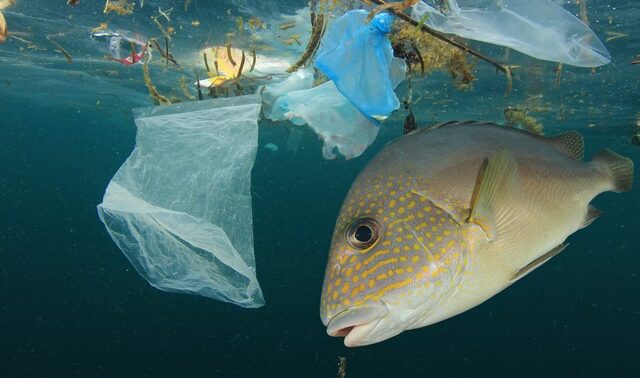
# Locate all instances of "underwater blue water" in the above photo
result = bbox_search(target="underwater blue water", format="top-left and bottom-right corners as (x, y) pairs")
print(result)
(1, 0), (639, 376)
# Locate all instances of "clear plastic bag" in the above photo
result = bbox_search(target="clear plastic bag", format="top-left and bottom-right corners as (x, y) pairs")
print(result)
(261, 68), (315, 121)
(412, 0), (610, 67)
(97, 95), (264, 308)
(271, 81), (380, 159)
(314, 10), (406, 119)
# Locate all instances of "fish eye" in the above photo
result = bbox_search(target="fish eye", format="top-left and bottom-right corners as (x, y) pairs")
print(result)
(346, 217), (380, 250)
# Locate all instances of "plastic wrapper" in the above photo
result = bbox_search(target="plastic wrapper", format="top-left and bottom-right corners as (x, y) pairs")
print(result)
(91, 31), (149, 65)
(412, 0), (610, 67)
(314, 10), (406, 119)
(97, 95), (264, 308)
(261, 68), (314, 120)
(271, 81), (380, 159)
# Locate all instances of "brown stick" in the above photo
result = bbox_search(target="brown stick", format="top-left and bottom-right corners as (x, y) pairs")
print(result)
(287, 13), (325, 73)
(368, 0), (507, 74)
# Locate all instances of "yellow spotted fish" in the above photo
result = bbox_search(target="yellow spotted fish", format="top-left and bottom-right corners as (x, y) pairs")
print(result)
(320, 121), (634, 347)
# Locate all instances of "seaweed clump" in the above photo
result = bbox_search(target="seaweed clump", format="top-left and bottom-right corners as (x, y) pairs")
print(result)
(103, 0), (134, 16)
(142, 51), (171, 105)
(391, 24), (475, 90)
(504, 107), (544, 135)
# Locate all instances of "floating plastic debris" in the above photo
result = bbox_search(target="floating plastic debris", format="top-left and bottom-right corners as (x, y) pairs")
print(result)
(315, 10), (406, 119)
(411, 0), (611, 67)
(261, 68), (314, 121)
(271, 81), (380, 160)
(91, 31), (149, 65)
(97, 95), (264, 308)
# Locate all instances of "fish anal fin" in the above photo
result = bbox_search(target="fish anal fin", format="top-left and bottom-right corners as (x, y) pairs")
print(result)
(542, 131), (585, 161)
(581, 204), (603, 229)
(467, 149), (521, 240)
(511, 243), (569, 282)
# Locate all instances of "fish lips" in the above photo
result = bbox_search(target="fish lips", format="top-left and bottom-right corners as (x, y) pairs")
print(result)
(325, 304), (389, 347)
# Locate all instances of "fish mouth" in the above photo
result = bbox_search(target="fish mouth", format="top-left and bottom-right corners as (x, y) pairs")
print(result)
(326, 304), (388, 347)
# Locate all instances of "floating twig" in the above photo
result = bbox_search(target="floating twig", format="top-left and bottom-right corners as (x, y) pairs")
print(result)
(605, 31), (628, 42)
(194, 68), (203, 101)
(237, 50), (246, 78)
(203, 51), (211, 72)
(555, 63), (563, 88)
(158, 6), (173, 22)
(47, 36), (73, 64)
(279, 21), (296, 31)
(366, 0), (419, 23)
(287, 13), (325, 73)
(226, 43), (236, 65)
(250, 49), (257, 72)
(150, 39), (178, 65)
(368, 0), (508, 75)
(164, 36), (169, 67)
(504, 65), (513, 97)
(411, 41), (424, 75)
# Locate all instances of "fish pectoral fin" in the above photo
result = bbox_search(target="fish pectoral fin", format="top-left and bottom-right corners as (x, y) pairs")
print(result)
(510, 243), (569, 282)
(581, 204), (603, 229)
(467, 149), (521, 241)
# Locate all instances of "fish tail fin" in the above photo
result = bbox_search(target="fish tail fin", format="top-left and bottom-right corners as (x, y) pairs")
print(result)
(591, 149), (634, 193)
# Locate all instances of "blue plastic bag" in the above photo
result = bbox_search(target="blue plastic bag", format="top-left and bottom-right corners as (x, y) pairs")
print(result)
(314, 10), (406, 120)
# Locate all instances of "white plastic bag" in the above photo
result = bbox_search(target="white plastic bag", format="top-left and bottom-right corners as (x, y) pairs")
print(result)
(261, 68), (315, 121)
(97, 95), (264, 308)
(271, 81), (380, 160)
(412, 0), (610, 67)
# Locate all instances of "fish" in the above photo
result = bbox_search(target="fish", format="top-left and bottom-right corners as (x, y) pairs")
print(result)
(320, 121), (634, 347)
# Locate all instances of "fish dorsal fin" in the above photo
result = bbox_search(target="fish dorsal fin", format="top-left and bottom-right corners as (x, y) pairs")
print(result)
(407, 120), (497, 136)
(467, 149), (521, 240)
(581, 204), (603, 229)
(541, 131), (585, 161)
(510, 243), (569, 282)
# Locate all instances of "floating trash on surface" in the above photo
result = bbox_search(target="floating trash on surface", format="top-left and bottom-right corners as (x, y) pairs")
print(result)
(97, 95), (264, 308)
(314, 10), (406, 119)
(411, 0), (610, 67)
(271, 80), (380, 160)
(91, 31), (149, 65)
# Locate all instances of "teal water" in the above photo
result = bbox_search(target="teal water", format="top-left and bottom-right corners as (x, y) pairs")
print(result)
(1, 1), (639, 376)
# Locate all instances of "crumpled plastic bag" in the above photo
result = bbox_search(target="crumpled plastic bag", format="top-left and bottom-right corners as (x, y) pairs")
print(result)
(261, 68), (314, 121)
(271, 81), (380, 159)
(97, 95), (264, 308)
(91, 31), (149, 65)
(412, 0), (610, 67)
(314, 10), (406, 120)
